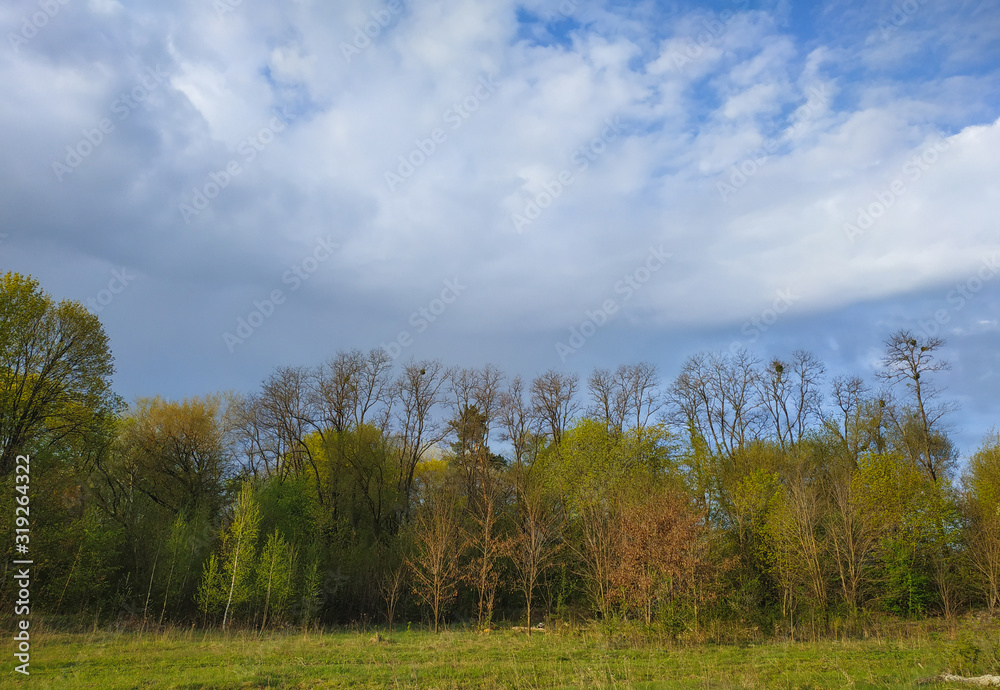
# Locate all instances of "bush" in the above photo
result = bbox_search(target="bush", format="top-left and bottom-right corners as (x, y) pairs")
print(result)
(948, 633), (1000, 676)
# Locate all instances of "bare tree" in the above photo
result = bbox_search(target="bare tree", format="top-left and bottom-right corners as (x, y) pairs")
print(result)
(449, 364), (505, 448)
(499, 376), (537, 472)
(447, 365), (509, 629)
(408, 492), (464, 633)
(619, 362), (664, 432)
(588, 368), (628, 437)
(575, 497), (620, 620)
(463, 468), (509, 630)
(827, 466), (884, 612)
(312, 349), (364, 434)
(829, 376), (867, 463)
(668, 351), (762, 460)
(877, 330), (957, 482)
(511, 485), (563, 633)
(530, 370), (580, 446)
(255, 367), (324, 499)
(355, 348), (395, 430)
(232, 393), (274, 479)
(311, 347), (394, 434)
(394, 360), (447, 517)
(757, 351), (824, 449)
(588, 363), (662, 437)
(376, 544), (408, 632)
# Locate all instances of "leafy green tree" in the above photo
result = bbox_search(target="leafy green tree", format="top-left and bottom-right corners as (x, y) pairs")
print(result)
(296, 543), (324, 627)
(540, 419), (679, 514)
(724, 466), (781, 620)
(220, 482), (261, 629)
(964, 430), (1000, 613)
(196, 553), (224, 626)
(766, 471), (827, 620)
(0, 271), (119, 475)
(854, 452), (939, 616)
(257, 528), (296, 629)
(114, 395), (235, 518)
(319, 424), (401, 539)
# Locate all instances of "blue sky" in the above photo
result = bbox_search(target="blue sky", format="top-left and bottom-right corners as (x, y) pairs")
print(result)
(1, 0), (998, 456)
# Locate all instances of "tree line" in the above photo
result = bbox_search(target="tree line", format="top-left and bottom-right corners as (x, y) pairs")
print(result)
(1, 270), (998, 636)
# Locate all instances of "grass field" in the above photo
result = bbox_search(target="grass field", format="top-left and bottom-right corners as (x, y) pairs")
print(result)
(16, 620), (994, 688)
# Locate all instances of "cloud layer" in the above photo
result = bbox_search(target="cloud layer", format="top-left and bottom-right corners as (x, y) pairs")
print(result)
(2, 0), (998, 453)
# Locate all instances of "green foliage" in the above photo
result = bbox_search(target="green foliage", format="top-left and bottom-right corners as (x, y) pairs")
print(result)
(255, 475), (318, 545)
(196, 553), (224, 624)
(963, 430), (1000, 611)
(319, 424), (403, 539)
(723, 467), (781, 620)
(219, 482), (261, 627)
(256, 529), (296, 627)
(0, 271), (120, 475)
(45, 502), (125, 615)
(115, 395), (234, 517)
(880, 538), (932, 617)
(949, 633), (1000, 676)
(539, 419), (680, 514)
(296, 543), (324, 627)
(966, 429), (1000, 507)
(5, 273), (995, 635)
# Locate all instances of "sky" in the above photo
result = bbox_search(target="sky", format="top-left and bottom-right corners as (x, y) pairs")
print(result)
(1, 0), (998, 457)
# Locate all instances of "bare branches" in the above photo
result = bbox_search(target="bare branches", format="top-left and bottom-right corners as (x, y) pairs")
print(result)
(878, 330), (957, 481)
(668, 350), (763, 459)
(588, 363), (663, 437)
(530, 370), (580, 446)
(757, 350), (824, 449)
(499, 376), (535, 471)
(511, 485), (563, 632)
(407, 491), (464, 633)
(394, 359), (448, 512)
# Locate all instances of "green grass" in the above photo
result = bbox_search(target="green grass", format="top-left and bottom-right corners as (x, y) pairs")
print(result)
(17, 621), (990, 688)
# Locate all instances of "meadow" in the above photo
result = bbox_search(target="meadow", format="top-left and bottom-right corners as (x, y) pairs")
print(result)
(19, 617), (997, 689)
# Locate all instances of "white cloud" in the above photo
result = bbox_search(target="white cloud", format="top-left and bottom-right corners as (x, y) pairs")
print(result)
(1, 0), (998, 446)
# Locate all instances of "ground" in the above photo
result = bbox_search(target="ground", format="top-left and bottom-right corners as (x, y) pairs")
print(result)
(19, 623), (990, 688)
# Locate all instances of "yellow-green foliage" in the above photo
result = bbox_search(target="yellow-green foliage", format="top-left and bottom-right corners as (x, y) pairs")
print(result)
(538, 419), (680, 511)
